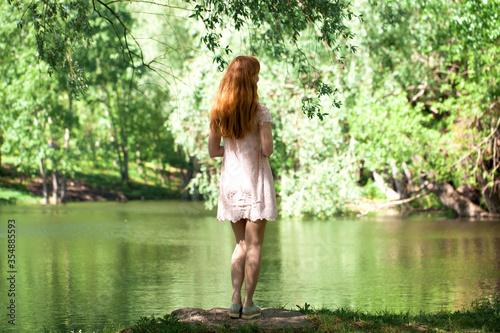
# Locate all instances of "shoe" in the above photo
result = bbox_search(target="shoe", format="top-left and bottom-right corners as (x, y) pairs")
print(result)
(241, 303), (261, 319)
(229, 303), (242, 318)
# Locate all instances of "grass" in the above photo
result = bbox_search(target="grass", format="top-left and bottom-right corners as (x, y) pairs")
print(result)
(74, 159), (184, 198)
(104, 294), (500, 333)
(72, 169), (182, 200)
(0, 186), (40, 204)
(0, 160), (183, 204)
(0, 164), (41, 204)
(300, 297), (500, 332)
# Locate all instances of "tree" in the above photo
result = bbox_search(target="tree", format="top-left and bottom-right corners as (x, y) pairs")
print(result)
(1, 3), (79, 204)
(7, 0), (359, 117)
(343, 0), (500, 217)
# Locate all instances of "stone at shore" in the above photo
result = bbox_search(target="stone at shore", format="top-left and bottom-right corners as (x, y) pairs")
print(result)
(173, 307), (317, 330)
(118, 307), (318, 332)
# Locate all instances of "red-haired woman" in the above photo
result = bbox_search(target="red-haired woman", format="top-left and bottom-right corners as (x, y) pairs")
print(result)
(208, 56), (277, 319)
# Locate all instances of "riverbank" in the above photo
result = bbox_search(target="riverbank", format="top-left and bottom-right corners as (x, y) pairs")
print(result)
(106, 295), (499, 333)
(0, 162), (182, 204)
(1, 162), (448, 218)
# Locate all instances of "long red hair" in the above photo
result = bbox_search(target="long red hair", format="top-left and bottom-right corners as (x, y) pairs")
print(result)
(210, 56), (260, 139)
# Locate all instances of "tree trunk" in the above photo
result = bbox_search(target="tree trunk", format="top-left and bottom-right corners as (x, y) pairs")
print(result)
(155, 163), (160, 186)
(60, 128), (70, 203)
(373, 171), (400, 200)
(160, 162), (165, 185)
(163, 162), (171, 193)
(108, 108), (124, 181)
(122, 147), (129, 183)
(52, 168), (59, 204)
(61, 171), (67, 203)
(190, 157), (198, 201)
(181, 169), (189, 200)
(103, 86), (128, 184)
(426, 181), (491, 218)
(115, 144), (124, 181)
(60, 95), (72, 203)
(39, 158), (49, 204)
(0, 132), (3, 168)
(402, 162), (415, 193)
(114, 81), (129, 184)
(481, 184), (500, 214)
(390, 160), (407, 199)
(457, 184), (481, 204)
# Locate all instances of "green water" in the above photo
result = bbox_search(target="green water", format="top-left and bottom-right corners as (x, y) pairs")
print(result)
(0, 201), (499, 332)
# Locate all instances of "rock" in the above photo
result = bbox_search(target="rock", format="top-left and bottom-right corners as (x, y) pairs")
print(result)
(171, 307), (318, 330)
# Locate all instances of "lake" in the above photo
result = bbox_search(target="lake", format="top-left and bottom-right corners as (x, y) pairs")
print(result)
(0, 201), (499, 332)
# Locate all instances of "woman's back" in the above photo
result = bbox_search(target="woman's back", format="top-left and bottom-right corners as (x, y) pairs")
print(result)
(209, 56), (275, 319)
(217, 103), (277, 223)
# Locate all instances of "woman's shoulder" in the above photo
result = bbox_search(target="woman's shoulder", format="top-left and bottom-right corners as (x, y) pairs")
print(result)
(257, 103), (268, 112)
(256, 103), (273, 124)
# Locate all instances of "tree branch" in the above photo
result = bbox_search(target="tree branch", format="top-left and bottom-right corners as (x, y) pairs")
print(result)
(357, 190), (430, 217)
(453, 116), (500, 169)
(104, 0), (191, 11)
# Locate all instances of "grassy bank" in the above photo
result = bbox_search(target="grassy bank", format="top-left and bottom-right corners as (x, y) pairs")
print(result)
(302, 296), (500, 333)
(0, 160), (183, 205)
(1, 160), (448, 218)
(0, 167), (40, 204)
(88, 295), (500, 333)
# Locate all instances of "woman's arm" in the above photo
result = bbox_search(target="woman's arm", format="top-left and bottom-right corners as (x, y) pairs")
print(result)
(208, 131), (224, 158)
(259, 122), (273, 157)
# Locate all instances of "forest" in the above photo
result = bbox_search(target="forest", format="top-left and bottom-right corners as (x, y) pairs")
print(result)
(1, 0), (499, 219)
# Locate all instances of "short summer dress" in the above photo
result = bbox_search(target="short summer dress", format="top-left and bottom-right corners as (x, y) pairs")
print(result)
(217, 103), (278, 223)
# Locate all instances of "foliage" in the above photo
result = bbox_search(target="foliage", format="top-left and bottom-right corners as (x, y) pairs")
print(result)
(8, 0), (359, 117)
(186, 0), (360, 118)
(332, 0), (500, 215)
(3, 0), (500, 218)
(7, 0), (92, 95)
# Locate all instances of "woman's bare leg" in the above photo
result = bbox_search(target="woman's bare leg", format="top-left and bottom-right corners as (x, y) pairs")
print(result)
(230, 219), (247, 305)
(243, 219), (267, 307)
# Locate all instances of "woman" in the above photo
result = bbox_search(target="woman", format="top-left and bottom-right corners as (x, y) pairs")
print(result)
(208, 56), (277, 319)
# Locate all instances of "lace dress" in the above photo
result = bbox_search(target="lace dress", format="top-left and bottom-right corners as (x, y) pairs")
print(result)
(217, 104), (278, 223)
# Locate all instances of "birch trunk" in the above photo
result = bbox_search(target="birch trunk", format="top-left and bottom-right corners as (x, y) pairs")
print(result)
(52, 168), (58, 204)
(60, 95), (72, 203)
(39, 158), (49, 204)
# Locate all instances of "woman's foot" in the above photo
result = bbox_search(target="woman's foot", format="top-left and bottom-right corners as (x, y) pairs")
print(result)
(242, 303), (261, 319)
(229, 304), (242, 318)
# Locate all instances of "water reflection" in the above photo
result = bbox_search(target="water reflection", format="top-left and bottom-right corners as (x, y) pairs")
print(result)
(0, 201), (498, 332)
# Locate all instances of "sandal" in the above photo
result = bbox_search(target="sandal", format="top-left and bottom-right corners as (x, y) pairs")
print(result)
(242, 303), (261, 319)
(229, 304), (242, 318)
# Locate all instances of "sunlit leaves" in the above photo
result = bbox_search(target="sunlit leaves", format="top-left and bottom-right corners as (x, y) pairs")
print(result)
(184, 0), (359, 119)
(9, 1), (93, 94)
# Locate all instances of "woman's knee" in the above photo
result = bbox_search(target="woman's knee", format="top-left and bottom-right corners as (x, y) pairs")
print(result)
(233, 241), (247, 258)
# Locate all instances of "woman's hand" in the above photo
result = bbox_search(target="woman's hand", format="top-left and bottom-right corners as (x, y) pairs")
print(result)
(208, 131), (224, 158)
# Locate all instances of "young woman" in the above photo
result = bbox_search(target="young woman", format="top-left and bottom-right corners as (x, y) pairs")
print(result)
(208, 56), (277, 319)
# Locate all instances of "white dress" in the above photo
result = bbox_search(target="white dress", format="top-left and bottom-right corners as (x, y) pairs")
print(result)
(217, 104), (278, 223)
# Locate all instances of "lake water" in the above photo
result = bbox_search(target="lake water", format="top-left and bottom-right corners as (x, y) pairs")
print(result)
(0, 201), (499, 332)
